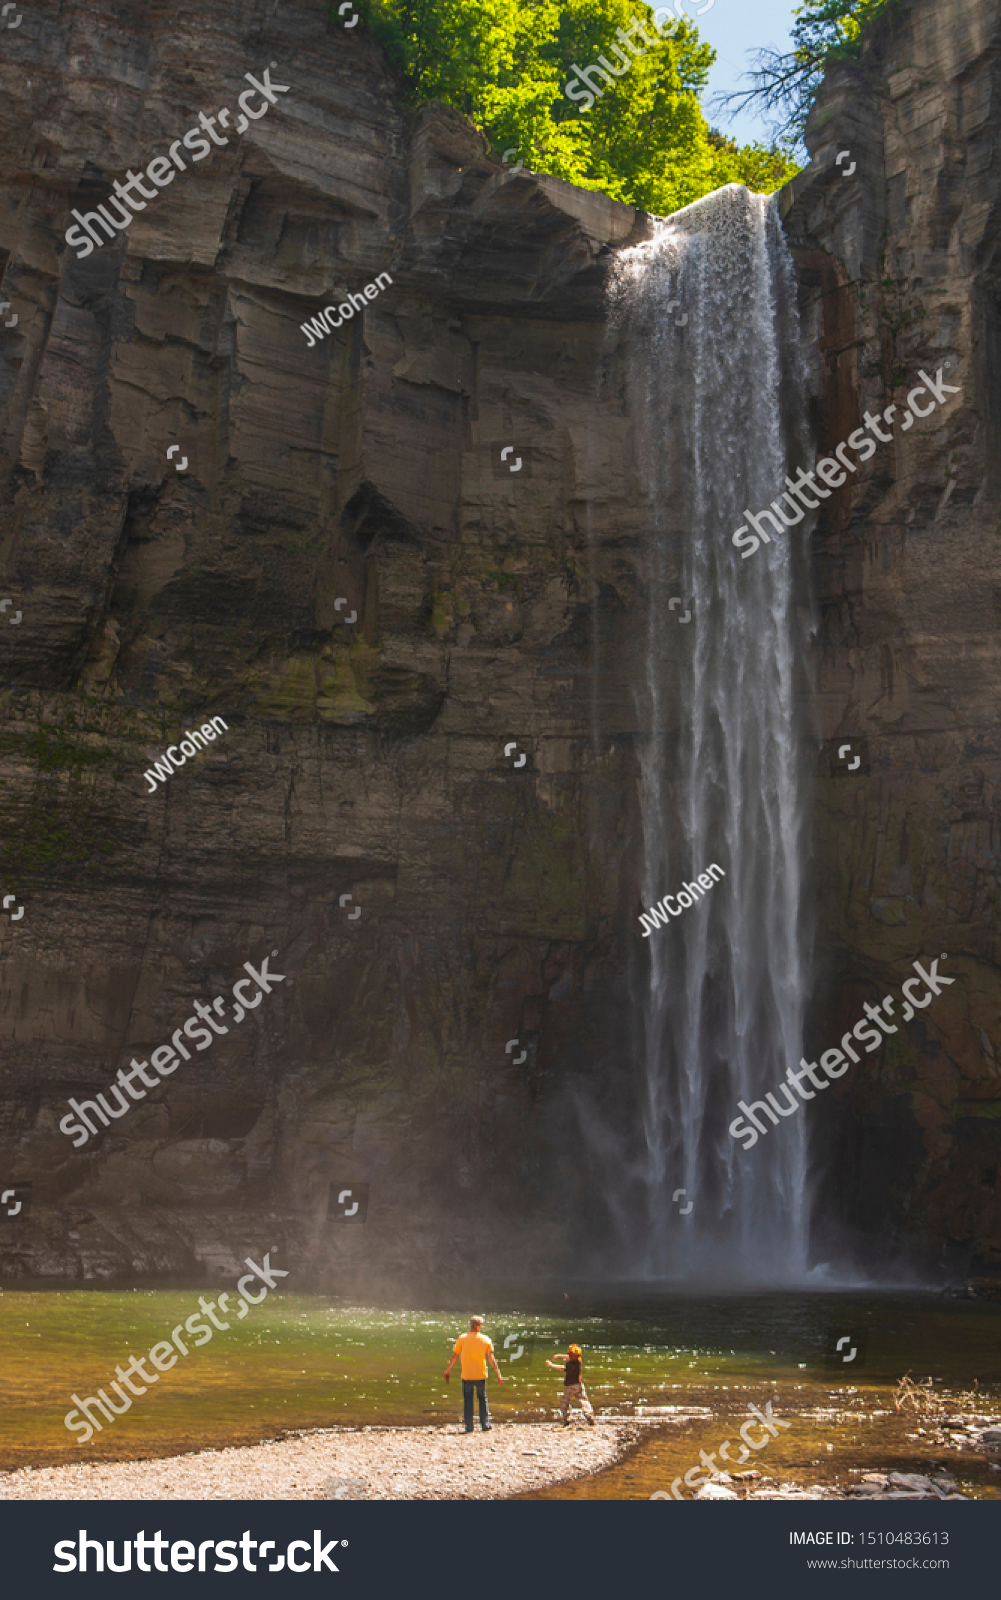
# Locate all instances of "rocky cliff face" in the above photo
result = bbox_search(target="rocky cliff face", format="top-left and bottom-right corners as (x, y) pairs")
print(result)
(1, 0), (998, 1289)
(0, 1), (653, 1288)
(782, 0), (1001, 1274)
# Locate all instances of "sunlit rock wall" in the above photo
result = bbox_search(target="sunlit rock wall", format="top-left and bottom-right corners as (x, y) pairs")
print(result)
(782, 0), (1001, 1275)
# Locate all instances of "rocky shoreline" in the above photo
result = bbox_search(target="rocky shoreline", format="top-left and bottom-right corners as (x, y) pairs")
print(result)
(690, 1403), (1001, 1501)
(3, 1405), (999, 1501)
(0, 1420), (644, 1502)
(695, 1468), (970, 1501)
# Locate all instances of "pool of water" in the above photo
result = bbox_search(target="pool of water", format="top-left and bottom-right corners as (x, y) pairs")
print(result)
(2, 1284), (999, 1497)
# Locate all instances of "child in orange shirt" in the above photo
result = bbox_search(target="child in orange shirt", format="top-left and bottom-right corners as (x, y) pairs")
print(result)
(546, 1343), (595, 1426)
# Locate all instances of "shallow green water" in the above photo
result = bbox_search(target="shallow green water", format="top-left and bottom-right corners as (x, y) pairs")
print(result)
(2, 1286), (999, 1498)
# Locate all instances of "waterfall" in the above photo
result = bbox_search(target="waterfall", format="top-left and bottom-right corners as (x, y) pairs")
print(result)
(608, 184), (816, 1283)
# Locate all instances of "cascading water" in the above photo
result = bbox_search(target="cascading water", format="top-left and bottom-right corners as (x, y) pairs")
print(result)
(608, 184), (816, 1283)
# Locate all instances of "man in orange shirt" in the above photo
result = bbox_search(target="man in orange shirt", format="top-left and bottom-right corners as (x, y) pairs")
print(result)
(444, 1314), (504, 1432)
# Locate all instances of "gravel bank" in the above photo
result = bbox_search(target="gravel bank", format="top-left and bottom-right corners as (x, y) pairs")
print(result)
(691, 1468), (969, 1500)
(0, 1419), (643, 1501)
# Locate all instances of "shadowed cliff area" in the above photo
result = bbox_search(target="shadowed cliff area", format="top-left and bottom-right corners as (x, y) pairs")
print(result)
(0, 1), (653, 1290)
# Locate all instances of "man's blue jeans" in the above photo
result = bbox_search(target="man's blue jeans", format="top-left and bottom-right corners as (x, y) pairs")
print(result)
(462, 1379), (490, 1431)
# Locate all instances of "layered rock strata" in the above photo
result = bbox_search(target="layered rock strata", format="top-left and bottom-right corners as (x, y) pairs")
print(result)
(0, 2), (650, 1286)
(782, 0), (1001, 1271)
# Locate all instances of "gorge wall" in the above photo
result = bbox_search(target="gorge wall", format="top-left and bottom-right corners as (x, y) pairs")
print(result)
(783, 0), (1001, 1277)
(0, 0), (998, 1290)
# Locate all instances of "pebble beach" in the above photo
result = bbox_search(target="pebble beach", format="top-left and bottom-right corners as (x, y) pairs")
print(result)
(0, 1419), (641, 1501)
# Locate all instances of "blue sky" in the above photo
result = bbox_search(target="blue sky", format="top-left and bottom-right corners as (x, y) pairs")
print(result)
(690, 0), (800, 147)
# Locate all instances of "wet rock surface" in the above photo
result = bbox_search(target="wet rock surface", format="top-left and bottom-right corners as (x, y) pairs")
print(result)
(847, 1470), (967, 1500)
(696, 1468), (969, 1501)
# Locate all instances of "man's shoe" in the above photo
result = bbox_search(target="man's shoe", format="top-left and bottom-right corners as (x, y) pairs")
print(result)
(482, 1425), (492, 1432)
(465, 1426), (475, 1433)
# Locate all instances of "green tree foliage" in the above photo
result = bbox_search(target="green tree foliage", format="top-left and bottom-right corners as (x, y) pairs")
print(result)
(335, 0), (800, 212)
(720, 0), (895, 143)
